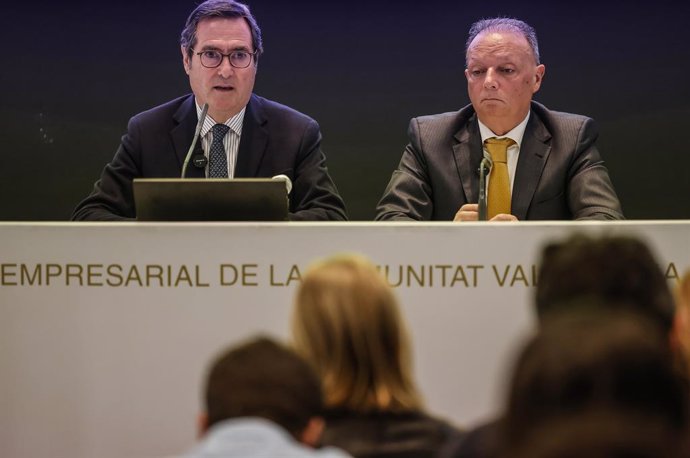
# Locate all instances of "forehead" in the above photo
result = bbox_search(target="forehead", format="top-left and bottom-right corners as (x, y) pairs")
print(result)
(195, 17), (253, 46)
(467, 31), (534, 63)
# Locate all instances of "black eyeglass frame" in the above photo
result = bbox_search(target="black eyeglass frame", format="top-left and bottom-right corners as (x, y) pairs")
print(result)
(191, 49), (258, 69)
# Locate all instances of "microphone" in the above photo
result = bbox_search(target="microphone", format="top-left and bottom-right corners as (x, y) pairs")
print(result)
(271, 174), (292, 195)
(478, 154), (492, 221)
(192, 155), (208, 169)
(181, 103), (209, 178)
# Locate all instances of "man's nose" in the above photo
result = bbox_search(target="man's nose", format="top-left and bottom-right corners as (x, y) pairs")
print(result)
(483, 68), (498, 89)
(217, 56), (235, 78)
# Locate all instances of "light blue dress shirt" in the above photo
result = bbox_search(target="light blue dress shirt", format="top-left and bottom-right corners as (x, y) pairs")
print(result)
(185, 417), (352, 458)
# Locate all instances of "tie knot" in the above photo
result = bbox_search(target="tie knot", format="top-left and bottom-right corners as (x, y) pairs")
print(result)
(212, 123), (230, 138)
(484, 137), (515, 163)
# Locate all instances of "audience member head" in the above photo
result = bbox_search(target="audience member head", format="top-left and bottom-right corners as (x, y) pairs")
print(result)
(502, 308), (689, 456)
(535, 233), (675, 335)
(200, 335), (324, 445)
(292, 253), (422, 412)
(673, 271), (690, 363)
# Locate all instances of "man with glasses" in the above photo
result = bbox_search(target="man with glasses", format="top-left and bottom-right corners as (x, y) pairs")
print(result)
(72, 0), (347, 221)
(375, 18), (623, 222)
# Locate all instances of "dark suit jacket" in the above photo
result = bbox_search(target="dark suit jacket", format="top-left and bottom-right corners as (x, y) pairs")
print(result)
(321, 408), (465, 458)
(375, 101), (623, 221)
(72, 93), (347, 221)
(441, 419), (500, 458)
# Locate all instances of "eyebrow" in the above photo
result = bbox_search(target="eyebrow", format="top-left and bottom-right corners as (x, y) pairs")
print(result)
(199, 45), (252, 52)
(468, 58), (517, 67)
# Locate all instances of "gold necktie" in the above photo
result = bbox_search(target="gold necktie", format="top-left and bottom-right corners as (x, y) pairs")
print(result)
(485, 137), (515, 219)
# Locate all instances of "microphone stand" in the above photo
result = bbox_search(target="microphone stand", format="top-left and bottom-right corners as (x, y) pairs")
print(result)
(181, 103), (209, 178)
(478, 157), (491, 221)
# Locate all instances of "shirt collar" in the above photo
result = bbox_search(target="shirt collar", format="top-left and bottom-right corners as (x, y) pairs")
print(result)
(194, 100), (246, 138)
(477, 111), (531, 146)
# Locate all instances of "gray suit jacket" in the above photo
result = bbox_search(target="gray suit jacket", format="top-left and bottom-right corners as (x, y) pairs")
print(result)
(375, 101), (623, 221)
(72, 93), (347, 221)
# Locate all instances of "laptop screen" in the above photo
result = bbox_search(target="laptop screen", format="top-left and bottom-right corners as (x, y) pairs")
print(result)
(133, 178), (289, 221)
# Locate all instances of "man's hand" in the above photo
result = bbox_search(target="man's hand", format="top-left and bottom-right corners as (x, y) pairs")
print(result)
(453, 204), (518, 222)
(454, 203), (480, 221)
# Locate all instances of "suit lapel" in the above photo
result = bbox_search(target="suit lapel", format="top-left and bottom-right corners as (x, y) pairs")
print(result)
(171, 95), (205, 178)
(452, 114), (483, 204)
(235, 94), (268, 177)
(511, 110), (551, 220)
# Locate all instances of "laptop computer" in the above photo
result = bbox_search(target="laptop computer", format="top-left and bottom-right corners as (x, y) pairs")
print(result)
(133, 178), (289, 221)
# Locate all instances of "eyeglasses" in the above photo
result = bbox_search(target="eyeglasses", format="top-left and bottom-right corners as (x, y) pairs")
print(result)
(193, 49), (256, 69)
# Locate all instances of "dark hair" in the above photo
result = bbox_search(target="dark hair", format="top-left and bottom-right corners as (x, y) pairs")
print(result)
(507, 410), (687, 458)
(535, 234), (675, 334)
(180, 0), (263, 60)
(466, 17), (540, 65)
(503, 308), (689, 452)
(204, 336), (322, 438)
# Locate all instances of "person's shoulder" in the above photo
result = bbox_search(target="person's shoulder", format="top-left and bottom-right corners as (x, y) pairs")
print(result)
(442, 418), (501, 458)
(414, 411), (465, 441)
(129, 94), (193, 126)
(410, 105), (476, 141)
(250, 93), (316, 126)
(329, 409), (463, 443)
(531, 101), (592, 126)
(414, 104), (475, 127)
(529, 101), (599, 142)
(312, 446), (354, 458)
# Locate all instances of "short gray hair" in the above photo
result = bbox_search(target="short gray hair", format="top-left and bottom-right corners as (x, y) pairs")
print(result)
(180, 0), (263, 61)
(466, 17), (540, 65)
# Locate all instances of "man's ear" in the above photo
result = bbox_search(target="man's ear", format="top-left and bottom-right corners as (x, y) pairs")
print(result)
(532, 64), (546, 93)
(197, 412), (209, 440)
(299, 417), (325, 448)
(182, 46), (191, 75)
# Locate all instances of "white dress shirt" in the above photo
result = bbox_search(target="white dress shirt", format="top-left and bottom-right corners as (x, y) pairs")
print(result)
(195, 102), (246, 178)
(477, 111), (530, 192)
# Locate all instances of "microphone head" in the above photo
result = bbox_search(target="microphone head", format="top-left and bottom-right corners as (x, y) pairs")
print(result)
(272, 174), (292, 195)
(477, 157), (492, 176)
(480, 156), (492, 173)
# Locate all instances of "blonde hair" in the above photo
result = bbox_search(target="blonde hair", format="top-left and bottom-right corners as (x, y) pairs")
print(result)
(291, 254), (422, 412)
